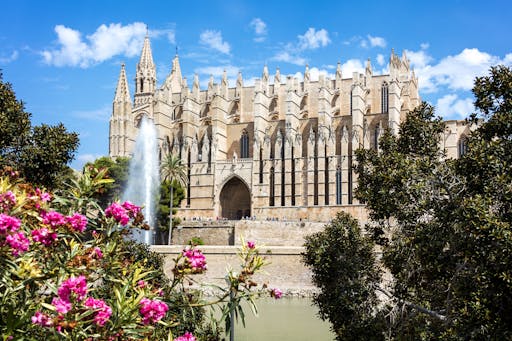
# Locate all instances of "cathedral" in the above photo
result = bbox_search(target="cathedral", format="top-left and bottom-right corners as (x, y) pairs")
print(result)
(109, 34), (470, 223)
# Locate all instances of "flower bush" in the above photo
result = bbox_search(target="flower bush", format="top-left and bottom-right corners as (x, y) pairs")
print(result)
(0, 169), (276, 340)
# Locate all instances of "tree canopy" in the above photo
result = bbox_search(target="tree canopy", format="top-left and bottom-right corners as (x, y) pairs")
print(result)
(0, 72), (79, 189)
(303, 65), (512, 340)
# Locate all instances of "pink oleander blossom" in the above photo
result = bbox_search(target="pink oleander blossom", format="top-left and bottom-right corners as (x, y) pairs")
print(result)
(271, 288), (283, 299)
(182, 248), (207, 271)
(66, 213), (87, 232)
(32, 228), (57, 246)
(52, 297), (72, 314)
(121, 201), (141, 216)
(105, 203), (130, 226)
(93, 247), (103, 259)
(0, 191), (16, 212)
(57, 275), (88, 302)
(247, 240), (255, 249)
(84, 297), (112, 326)
(35, 188), (51, 203)
(31, 311), (53, 327)
(139, 298), (169, 325)
(137, 280), (146, 288)
(42, 211), (66, 228)
(5, 231), (29, 256)
(174, 332), (196, 341)
(0, 214), (21, 234)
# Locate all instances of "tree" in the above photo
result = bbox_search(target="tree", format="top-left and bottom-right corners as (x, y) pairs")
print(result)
(0, 73), (79, 189)
(302, 212), (385, 340)
(85, 156), (130, 208)
(160, 153), (188, 245)
(303, 65), (512, 339)
(156, 180), (185, 245)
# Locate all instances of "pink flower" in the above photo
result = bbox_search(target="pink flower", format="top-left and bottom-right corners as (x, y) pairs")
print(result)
(66, 213), (87, 232)
(52, 297), (72, 314)
(42, 211), (66, 228)
(247, 240), (255, 249)
(35, 188), (51, 203)
(32, 228), (57, 246)
(105, 203), (130, 226)
(84, 297), (112, 326)
(183, 248), (207, 271)
(137, 280), (146, 288)
(57, 275), (88, 302)
(0, 191), (16, 212)
(270, 288), (283, 299)
(93, 247), (103, 259)
(122, 201), (141, 217)
(174, 332), (196, 341)
(5, 231), (29, 256)
(139, 298), (169, 325)
(31, 311), (53, 327)
(0, 214), (21, 234)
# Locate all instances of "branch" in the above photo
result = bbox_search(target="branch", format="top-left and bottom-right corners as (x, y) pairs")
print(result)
(376, 287), (447, 322)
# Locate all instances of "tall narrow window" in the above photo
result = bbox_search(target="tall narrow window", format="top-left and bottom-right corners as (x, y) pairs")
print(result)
(314, 133), (318, 206)
(207, 135), (212, 172)
(281, 130), (285, 206)
(324, 145), (329, 205)
(291, 146), (295, 206)
(381, 82), (389, 113)
(269, 167), (275, 206)
(140, 79), (144, 93)
(259, 147), (264, 184)
(458, 136), (468, 157)
(336, 165), (342, 205)
(348, 156), (353, 205)
(186, 149), (191, 206)
(240, 130), (249, 158)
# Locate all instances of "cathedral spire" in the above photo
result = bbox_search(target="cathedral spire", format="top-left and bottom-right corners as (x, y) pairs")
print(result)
(135, 31), (156, 105)
(114, 63), (131, 103)
(165, 54), (183, 92)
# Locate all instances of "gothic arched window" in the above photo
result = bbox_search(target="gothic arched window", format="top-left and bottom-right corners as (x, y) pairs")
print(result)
(336, 165), (342, 205)
(458, 136), (469, 157)
(381, 82), (389, 113)
(269, 167), (275, 206)
(240, 130), (249, 158)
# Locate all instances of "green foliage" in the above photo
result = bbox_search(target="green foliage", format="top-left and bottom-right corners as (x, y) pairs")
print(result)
(157, 179), (185, 232)
(85, 156), (130, 208)
(302, 212), (385, 340)
(0, 73), (79, 189)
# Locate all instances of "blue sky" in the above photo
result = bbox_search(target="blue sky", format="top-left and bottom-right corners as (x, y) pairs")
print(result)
(1, 0), (511, 169)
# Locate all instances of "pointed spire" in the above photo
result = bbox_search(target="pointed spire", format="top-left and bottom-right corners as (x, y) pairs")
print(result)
(236, 71), (243, 88)
(222, 69), (228, 86)
(275, 67), (281, 84)
(192, 73), (200, 98)
(164, 54), (183, 92)
(304, 64), (310, 82)
(336, 61), (342, 78)
(262, 64), (269, 82)
(365, 58), (372, 75)
(114, 63), (131, 103)
(138, 33), (155, 70)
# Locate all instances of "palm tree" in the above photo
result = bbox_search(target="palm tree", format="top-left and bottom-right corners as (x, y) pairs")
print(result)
(161, 153), (188, 245)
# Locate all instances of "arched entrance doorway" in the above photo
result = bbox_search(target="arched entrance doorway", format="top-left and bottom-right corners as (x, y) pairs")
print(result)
(219, 177), (251, 220)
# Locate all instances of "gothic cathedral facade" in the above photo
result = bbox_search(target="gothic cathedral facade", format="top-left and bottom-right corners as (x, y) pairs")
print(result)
(109, 34), (470, 222)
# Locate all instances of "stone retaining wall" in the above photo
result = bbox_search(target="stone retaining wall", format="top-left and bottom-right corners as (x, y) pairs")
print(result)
(151, 245), (317, 295)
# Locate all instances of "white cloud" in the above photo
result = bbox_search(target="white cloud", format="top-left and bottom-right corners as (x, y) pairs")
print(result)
(308, 67), (334, 81)
(199, 30), (230, 54)
(367, 35), (386, 48)
(436, 94), (474, 119)
(340, 59), (365, 75)
(410, 47), (511, 93)
(273, 51), (306, 66)
(0, 50), (19, 64)
(42, 22), (146, 68)
(250, 18), (267, 42)
(376, 54), (385, 66)
(298, 28), (331, 50)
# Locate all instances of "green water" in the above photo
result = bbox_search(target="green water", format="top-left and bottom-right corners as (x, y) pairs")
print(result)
(232, 298), (335, 341)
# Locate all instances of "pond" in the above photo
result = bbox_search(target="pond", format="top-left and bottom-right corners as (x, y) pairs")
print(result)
(232, 298), (334, 341)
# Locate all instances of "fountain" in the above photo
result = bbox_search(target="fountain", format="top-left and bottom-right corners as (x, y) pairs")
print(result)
(123, 116), (160, 244)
